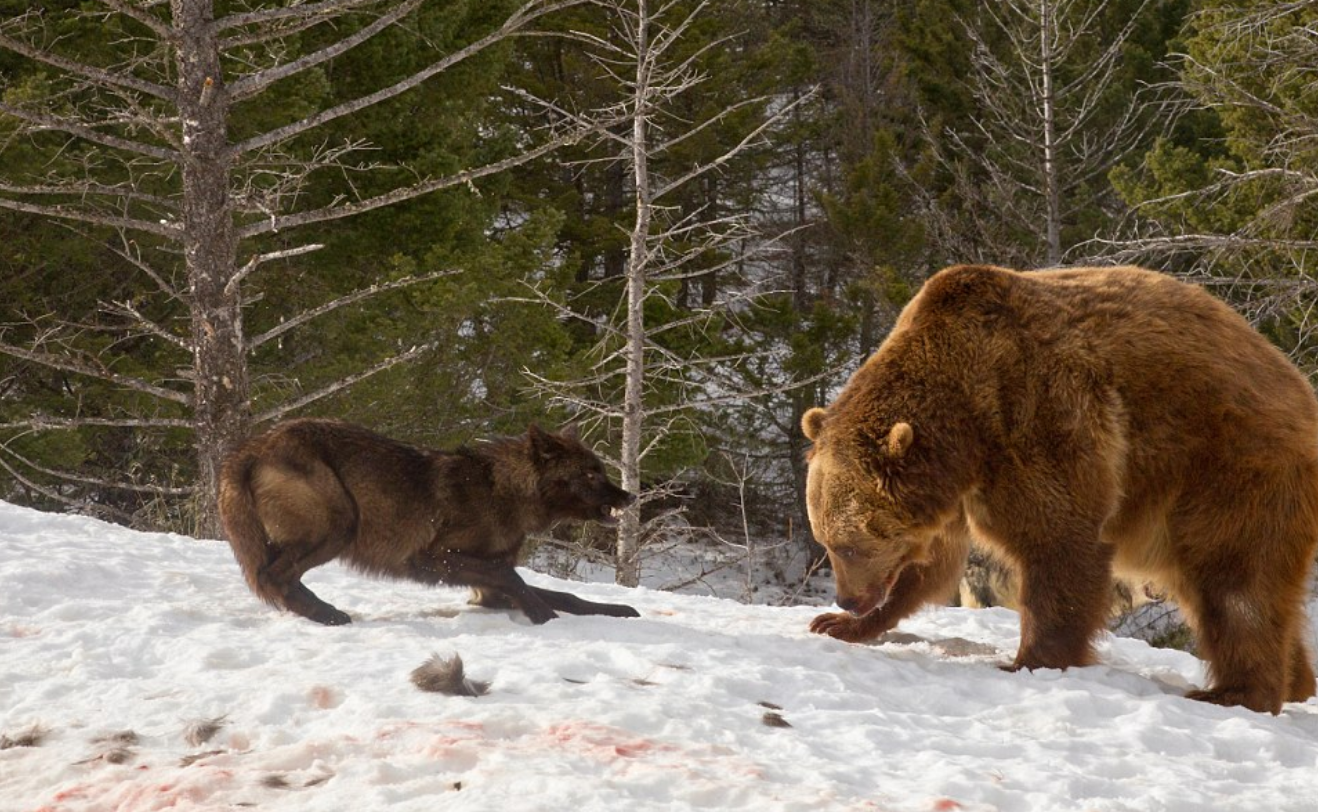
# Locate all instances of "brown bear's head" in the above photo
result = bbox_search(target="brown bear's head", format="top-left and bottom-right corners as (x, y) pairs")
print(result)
(802, 406), (940, 617)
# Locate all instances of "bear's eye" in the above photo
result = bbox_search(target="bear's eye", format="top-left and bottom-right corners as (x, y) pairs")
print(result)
(834, 547), (861, 561)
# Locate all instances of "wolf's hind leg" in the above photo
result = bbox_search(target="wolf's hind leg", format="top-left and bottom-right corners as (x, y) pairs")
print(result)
(259, 541), (352, 625)
(468, 587), (516, 609)
(258, 521), (355, 626)
(280, 580), (352, 626)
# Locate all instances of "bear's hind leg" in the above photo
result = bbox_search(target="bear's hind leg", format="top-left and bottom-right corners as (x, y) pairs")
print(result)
(1179, 587), (1291, 714)
(1287, 634), (1315, 703)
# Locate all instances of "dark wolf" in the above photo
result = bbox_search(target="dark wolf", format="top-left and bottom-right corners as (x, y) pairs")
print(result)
(217, 418), (639, 625)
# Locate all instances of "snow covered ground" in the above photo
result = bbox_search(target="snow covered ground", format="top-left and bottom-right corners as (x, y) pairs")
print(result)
(3, 501), (1318, 812)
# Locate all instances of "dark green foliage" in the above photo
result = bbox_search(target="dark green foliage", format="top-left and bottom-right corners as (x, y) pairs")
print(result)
(8, 0), (1306, 589)
(1113, 0), (1318, 373)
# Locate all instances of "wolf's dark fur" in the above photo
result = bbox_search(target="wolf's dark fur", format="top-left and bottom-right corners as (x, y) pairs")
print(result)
(218, 418), (639, 625)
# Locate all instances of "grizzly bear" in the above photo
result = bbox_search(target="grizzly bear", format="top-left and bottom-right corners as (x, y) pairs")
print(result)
(801, 264), (1318, 714)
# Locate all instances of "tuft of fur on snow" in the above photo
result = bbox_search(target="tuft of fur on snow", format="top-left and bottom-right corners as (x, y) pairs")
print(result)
(410, 653), (489, 697)
(183, 715), (227, 747)
(71, 730), (140, 765)
(179, 750), (223, 767)
(0, 724), (47, 749)
(761, 711), (792, 728)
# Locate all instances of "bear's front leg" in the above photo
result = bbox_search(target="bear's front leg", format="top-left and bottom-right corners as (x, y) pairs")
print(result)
(811, 527), (970, 643)
(1009, 538), (1114, 671)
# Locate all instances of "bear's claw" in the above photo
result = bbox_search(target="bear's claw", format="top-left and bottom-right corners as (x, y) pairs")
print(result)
(810, 611), (877, 643)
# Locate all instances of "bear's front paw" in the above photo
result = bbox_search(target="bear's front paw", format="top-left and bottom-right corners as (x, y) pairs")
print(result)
(809, 611), (877, 643)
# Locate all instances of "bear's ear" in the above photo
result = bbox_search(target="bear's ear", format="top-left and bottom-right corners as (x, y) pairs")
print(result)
(802, 407), (828, 441)
(887, 422), (914, 459)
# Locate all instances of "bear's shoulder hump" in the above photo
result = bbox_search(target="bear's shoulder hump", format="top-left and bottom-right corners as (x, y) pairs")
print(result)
(916, 264), (1015, 314)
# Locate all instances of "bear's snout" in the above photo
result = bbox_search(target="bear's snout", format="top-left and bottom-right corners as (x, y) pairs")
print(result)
(836, 595), (863, 614)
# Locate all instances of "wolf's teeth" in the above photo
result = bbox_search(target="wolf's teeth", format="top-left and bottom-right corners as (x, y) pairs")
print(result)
(610, 506), (623, 518)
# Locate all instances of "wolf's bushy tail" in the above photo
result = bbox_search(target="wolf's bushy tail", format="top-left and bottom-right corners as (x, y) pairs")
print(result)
(217, 455), (281, 606)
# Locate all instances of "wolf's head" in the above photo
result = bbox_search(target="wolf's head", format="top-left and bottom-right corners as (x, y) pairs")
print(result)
(529, 424), (634, 526)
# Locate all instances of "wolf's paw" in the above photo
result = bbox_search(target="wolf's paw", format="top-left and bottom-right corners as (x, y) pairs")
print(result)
(311, 607), (352, 626)
(522, 603), (560, 625)
(598, 602), (640, 618)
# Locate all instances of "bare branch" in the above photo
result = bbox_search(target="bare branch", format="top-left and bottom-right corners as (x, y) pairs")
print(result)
(249, 269), (458, 349)
(254, 342), (437, 424)
(654, 89), (817, 200)
(0, 195), (178, 238)
(0, 452), (135, 524)
(0, 32), (175, 101)
(0, 415), (191, 431)
(215, 0), (389, 32)
(225, 243), (326, 296)
(105, 231), (182, 300)
(237, 120), (607, 237)
(0, 102), (178, 162)
(0, 443), (192, 496)
(0, 179), (175, 210)
(0, 341), (190, 405)
(231, 0), (588, 157)
(99, 300), (191, 351)
(98, 0), (173, 40)
(228, 0), (427, 102)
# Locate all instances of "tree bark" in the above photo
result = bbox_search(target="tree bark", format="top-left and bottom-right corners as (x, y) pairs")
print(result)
(617, 0), (652, 588)
(174, 0), (249, 537)
(1039, 0), (1062, 266)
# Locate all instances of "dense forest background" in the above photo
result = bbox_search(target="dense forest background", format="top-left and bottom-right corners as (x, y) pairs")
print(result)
(1, 0), (1315, 589)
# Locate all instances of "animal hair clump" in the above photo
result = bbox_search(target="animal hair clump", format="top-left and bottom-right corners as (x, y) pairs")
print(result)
(183, 715), (227, 747)
(79, 730), (139, 765)
(0, 724), (47, 749)
(410, 652), (490, 697)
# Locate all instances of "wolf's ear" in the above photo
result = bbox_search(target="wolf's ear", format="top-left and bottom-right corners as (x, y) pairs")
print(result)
(528, 424), (562, 461)
(802, 407), (828, 441)
(560, 422), (580, 442)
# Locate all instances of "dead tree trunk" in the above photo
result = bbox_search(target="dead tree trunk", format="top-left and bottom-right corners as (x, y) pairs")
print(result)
(1038, 0), (1062, 266)
(0, 0), (593, 532)
(174, 0), (249, 535)
(616, 0), (654, 588)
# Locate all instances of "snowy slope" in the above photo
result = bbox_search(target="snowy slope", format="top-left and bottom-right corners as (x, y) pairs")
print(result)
(2, 501), (1318, 812)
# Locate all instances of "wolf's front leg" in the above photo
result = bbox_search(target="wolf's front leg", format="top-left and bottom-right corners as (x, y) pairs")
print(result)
(530, 586), (639, 618)
(407, 550), (559, 624)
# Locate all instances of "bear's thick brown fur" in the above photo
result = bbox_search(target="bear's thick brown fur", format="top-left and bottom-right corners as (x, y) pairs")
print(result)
(802, 264), (1318, 714)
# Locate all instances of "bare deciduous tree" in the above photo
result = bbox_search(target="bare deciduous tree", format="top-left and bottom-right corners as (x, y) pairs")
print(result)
(0, 0), (590, 533)
(1095, 2), (1318, 367)
(929, 0), (1171, 266)
(521, 0), (815, 586)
